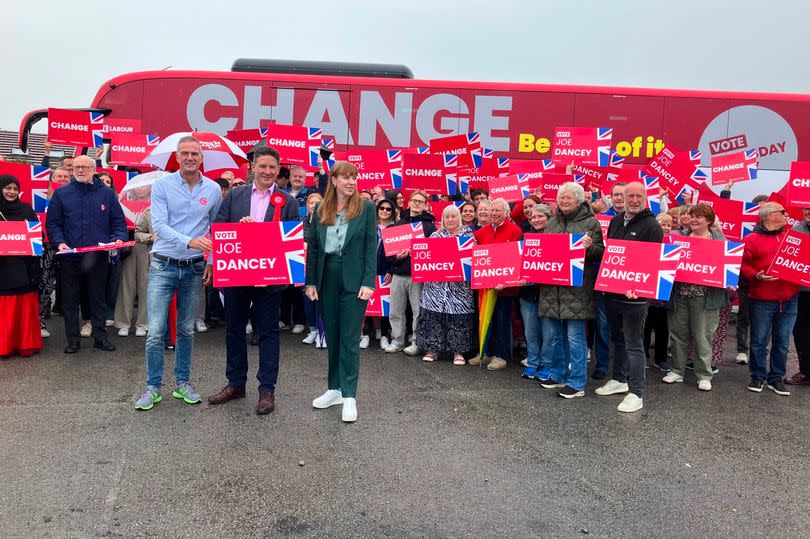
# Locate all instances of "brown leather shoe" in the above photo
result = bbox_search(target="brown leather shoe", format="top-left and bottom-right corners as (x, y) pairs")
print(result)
(208, 385), (246, 404)
(256, 392), (275, 414)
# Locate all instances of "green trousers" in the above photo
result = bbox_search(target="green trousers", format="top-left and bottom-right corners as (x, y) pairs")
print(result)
(667, 294), (719, 380)
(319, 257), (367, 398)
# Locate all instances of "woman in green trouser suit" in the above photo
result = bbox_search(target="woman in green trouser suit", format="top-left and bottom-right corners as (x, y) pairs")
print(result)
(305, 161), (377, 422)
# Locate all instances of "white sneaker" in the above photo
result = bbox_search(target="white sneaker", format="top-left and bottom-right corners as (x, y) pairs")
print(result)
(195, 320), (207, 333)
(520, 358), (529, 367)
(40, 328), (50, 338)
(302, 329), (318, 344)
(698, 380), (712, 391)
(662, 372), (684, 384)
(245, 322), (253, 335)
(279, 321), (289, 330)
(80, 322), (92, 338)
(359, 335), (370, 349)
(403, 343), (421, 356)
(292, 324), (306, 334)
(380, 336), (391, 350)
(312, 389), (344, 409)
(135, 328), (147, 337)
(385, 342), (404, 353)
(117, 327), (130, 337)
(342, 397), (357, 422)
(736, 352), (748, 364)
(105, 319), (114, 327)
(617, 393), (643, 413)
(595, 379), (629, 396)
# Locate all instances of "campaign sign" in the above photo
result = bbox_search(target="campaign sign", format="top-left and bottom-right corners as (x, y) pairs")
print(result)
(694, 184), (752, 242)
(100, 118), (142, 137)
(670, 235), (743, 289)
(520, 233), (585, 286)
(471, 241), (523, 290)
(429, 132), (480, 169)
(402, 153), (454, 195)
(0, 221), (43, 256)
(0, 161), (52, 213)
(429, 200), (464, 219)
(410, 235), (474, 282)
(211, 221), (305, 287)
(552, 127), (613, 166)
(710, 150), (758, 186)
(380, 222), (424, 256)
(109, 134), (161, 166)
(47, 108), (104, 147)
(507, 158), (555, 188)
(595, 239), (683, 300)
(767, 230), (810, 287)
(264, 124), (322, 166)
(342, 149), (403, 191)
(528, 172), (572, 203)
(786, 161), (810, 208)
(365, 276), (391, 317)
(226, 128), (269, 153)
(56, 241), (136, 255)
(487, 174), (530, 203)
(645, 146), (707, 201)
(595, 214), (613, 239)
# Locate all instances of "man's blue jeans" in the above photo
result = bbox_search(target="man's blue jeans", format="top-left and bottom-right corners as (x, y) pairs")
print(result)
(749, 296), (798, 384)
(592, 292), (612, 375)
(520, 298), (549, 371)
(144, 257), (204, 388)
(545, 318), (588, 391)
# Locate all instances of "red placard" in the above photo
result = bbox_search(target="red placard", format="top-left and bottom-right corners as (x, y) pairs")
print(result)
(694, 184), (755, 242)
(595, 214), (613, 239)
(410, 235), (475, 282)
(710, 150), (758, 186)
(109, 134), (161, 166)
(767, 230), (810, 287)
(644, 146), (707, 201)
(0, 221), (43, 256)
(365, 276), (391, 317)
(211, 221), (305, 287)
(380, 222), (424, 256)
(520, 233), (586, 286)
(100, 118), (142, 137)
(226, 127), (268, 154)
(56, 241), (136, 255)
(428, 132), (480, 169)
(340, 149), (402, 191)
(471, 241), (523, 289)
(528, 172), (572, 203)
(786, 161), (810, 208)
(487, 174), (530, 203)
(402, 153), (455, 196)
(428, 200), (463, 219)
(552, 127), (612, 166)
(264, 124), (322, 166)
(670, 235), (743, 288)
(595, 239), (682, 300)
(47, 108), (104, 147)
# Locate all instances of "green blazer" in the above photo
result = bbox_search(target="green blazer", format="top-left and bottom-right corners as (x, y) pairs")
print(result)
(305, 199), (377, 293)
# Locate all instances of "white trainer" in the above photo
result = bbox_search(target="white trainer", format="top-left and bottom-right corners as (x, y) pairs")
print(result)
(342, 397), (357, 422)
(617, 393), (643, 413)
(698, 380), (712, 391)
(380, 336), (391, 350)
(292, 324), (306, 334)
(736, 352), (748, 364)
(80, 322), (92, 338)
(135, 327), (147, 337)
(403, 343), (421, 356)
(195, 319), (208, 333)
(595, 379), (629, 396)
(117, 327), (130, 337)
(246, 322), (253, 335)
(662, 372), (684, 384)
(385, 342), (404, 353)
(40, 328), (50, 338)
(313, 389), (344, 409)
(302, 329), (318, 345)
(359, 335), (370, 349)
(105, 319), (114, 327)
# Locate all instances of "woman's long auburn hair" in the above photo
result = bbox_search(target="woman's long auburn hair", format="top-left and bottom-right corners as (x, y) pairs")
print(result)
(317, 161), (364, 226)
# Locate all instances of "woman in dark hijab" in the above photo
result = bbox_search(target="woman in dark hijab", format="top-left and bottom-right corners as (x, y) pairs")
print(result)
(0, 175), (43, 358)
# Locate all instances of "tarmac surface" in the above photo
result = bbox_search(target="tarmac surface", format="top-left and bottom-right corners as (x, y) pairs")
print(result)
(0, 324), (807, 538)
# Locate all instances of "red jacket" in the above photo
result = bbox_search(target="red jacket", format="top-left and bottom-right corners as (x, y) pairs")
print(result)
(741, 223), (799, 302)
(474, 219), (523, 295)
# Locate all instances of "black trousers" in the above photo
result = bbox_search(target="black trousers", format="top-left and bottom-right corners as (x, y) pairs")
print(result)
(279, 284), (305, 327)
(736, 277), (750, 353)
(59, 252), (109, 345)
(794, 291), (810, 375)
(643, 305), (669, 364)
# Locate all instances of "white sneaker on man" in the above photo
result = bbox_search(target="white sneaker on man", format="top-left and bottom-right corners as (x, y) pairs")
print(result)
(698, 380), (712, 391)
(312, 389), (344, 409)
(195, 319), (207, 333)
(80, 322), (92, 338)
(617, 393), (643, 413)
(403, 343), (421, 356)
(245, 322), (253, 335)
(105, 320), (114, 327)
(385, 342), (405, 353)
(117, 327), (130, 337)
(380, 336), (391, 350)
(595, 379), (629, 396)
(342, 397), (357, 422)
(662, 372), (683, 384)
(40, 328), (50, 338)
(303, 329), (318, 345)
(359, 335), (370, 349)
(279, 321), (290, 330)
(736, 352), (748, 364)
(520, 358), (529, 367)
(292, 324), (306, 334)
(135, 327), (147, 337)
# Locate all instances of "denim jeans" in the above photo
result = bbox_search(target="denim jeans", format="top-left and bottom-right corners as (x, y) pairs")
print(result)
(749, 296), (798, 383)
(592, 292), (612, 375)
(520, 298), (546, 370)
(545, 318), (588, 391)
(144, 257), (204, 388)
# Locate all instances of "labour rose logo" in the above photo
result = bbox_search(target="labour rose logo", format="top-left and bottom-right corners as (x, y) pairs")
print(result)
(100, 204), (106, 211)
(200, 197), (208, 206)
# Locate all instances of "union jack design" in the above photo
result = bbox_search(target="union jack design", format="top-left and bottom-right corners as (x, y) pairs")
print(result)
(597, 147), (612, 168)
(569, 233), (586, 287)
(457, 175), (469, 194)
(745, 149), (759, 180)
(31, 165), (52, 213)
(280, 221), (304, 241)
(466, 132), (480, 145)
(387, 149), (402, 163)
(280, 221), (305, 284)
(146, 135), (161, 146)
(541, 159), (555, 171)
(259, 127), (268, 138)
(656, 243), (685, 300)
(458, 235), (476, 281)
(322, 136), (335, 150)
(417, 146), (430, 154)
(608, 151), (625, 169)
(443, 153), (458, 168)
(723, 241), (744, 288)
(391, 168), (402, 189)
(597, 128), (613, 141)
(688, 150), (701, 162)
(446, 173), (459, 196)
(307, 127), (323, 141)
(743, 201), (762, 217)
(89, 111), (105, 125)
(27, 221), (43, 256)
(517, 173), (531, 199)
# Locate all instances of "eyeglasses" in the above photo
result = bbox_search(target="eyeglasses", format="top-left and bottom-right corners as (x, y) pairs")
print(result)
(378, 207), (392, 212)
(775, 209), (788, 215)
(73, 165), (94, 170)
(410, 199), (426, 205)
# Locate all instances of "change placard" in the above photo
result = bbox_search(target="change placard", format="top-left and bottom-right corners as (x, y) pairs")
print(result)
(380, 222), (424, 256)
(109, 134), (161, 166)
(410, 235), (475, 282)
(786, 161), (810, 208)
(710, 150), (758, 186)
(264, 124), (322, 166)
(0, 221), (43, 256)
(47, 108), (105, 147)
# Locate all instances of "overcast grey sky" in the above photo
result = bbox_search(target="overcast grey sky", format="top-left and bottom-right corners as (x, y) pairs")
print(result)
(1, 0), (808, 131)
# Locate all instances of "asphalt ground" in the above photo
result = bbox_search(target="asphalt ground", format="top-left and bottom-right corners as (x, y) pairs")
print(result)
(0, 323), (807, 538)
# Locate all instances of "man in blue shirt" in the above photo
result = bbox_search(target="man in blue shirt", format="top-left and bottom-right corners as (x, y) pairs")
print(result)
(135, 136), (222, 411)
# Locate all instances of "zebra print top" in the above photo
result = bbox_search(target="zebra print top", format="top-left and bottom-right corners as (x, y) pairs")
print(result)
(419, 226), (476, 315)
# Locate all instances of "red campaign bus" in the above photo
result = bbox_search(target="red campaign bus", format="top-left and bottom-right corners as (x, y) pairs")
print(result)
(18, 59), (810, 192)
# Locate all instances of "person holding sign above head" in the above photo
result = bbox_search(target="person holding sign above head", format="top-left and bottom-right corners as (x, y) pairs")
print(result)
(740, 202), (798, 396)
(305, 161), (377, 423)
(595, 181), (663, 413)
(0, 175), (42, 358)
(207, 146), (300, 415)
(134, 136), (222, 411)
(661, 204), (729, 392)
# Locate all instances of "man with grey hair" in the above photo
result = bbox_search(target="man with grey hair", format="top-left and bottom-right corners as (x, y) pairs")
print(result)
(134, 136), (222, 411)
(471, 197), (522, 371)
